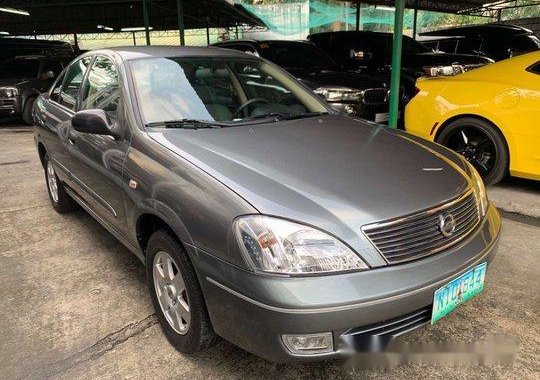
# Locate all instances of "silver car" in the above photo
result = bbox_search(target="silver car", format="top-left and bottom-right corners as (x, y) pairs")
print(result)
(33, 46), (501, 362)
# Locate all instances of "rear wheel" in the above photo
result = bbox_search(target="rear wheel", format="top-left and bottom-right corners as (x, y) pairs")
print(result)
(43, 154), (77, 213)
(146, 230), (217, 353)
(437, 117), (508, 185)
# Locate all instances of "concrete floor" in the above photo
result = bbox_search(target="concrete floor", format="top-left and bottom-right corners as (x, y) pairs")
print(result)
(1, 126), (538, 380)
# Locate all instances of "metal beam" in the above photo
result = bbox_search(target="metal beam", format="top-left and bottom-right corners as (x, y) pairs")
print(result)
(206, 17), (210, 45)
(412, 0), (418, 39)
(355, 1), (361, 31)
(177, 0), (185, 46)
(388, 0), (405, 129)
(142, 0), (150, 45)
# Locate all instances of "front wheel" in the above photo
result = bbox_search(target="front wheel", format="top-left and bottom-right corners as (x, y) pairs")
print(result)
(437, 117), (508, 185)
(146, 230), (217, 353)
(22, 97), (36, 125)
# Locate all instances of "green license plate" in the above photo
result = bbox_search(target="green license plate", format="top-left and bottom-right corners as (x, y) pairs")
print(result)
(431, 262), (487, 324)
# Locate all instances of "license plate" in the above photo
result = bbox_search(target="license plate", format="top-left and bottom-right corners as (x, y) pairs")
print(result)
(375, 112), (389, 123)
(431, 262), (487, 324)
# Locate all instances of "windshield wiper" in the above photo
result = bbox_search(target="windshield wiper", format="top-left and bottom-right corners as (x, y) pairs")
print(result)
(234, 111), (329, 123)
(145, 119), (225, 129)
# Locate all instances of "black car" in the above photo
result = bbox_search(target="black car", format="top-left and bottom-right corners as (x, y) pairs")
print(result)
(0, 55), (71, 124)
(214, 39), (395, 122)
(308, 31), (493, 78)
(0, 38), (75, 65)
(419, 24), (540, 62)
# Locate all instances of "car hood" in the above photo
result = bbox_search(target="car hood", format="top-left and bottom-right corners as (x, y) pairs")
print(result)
(0, 78), (29, 87)
(148, 115), (469, 259)
(286, 68), (388, 90)
(414, 51), (493, 65)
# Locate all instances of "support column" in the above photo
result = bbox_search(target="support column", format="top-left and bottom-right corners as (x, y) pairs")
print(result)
(132, 31), (137, 46)
(355, 1), (360, 31)
(235, 23), (239, 39)
(388, 0), (405, 129)
(73, 33), (78, 48)
(412, 0), (418, 39)
(177, 0), (185, 46)
(142, 0), (150, 46)
(206, 18), (210, 45)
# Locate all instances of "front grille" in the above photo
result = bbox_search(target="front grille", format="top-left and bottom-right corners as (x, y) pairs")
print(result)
(362, 88), (388, 105)
(345, 306), (432, 337)
(341, 306), (432, 351)
(0, 98), (16, 106)
(362, 190), (480, 264)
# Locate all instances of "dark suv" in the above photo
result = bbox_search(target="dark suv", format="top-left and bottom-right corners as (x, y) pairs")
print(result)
(214, 39), (395, 122)
(420, 24), (540, 62)
(308, 31), (493, 78)
(0, 55), (70, 124)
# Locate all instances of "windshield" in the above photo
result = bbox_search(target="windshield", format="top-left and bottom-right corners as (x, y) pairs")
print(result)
(0, 58), (40, 79)
(258, 42), (337, 70)
(403, 35), (431, 53)
(130, 57), (328, 126)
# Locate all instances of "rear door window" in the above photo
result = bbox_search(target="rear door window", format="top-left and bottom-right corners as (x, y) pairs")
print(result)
(58, 56), (92, 110)
(527, 62), (540, 75)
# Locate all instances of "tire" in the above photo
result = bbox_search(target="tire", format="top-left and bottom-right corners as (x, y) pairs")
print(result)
(43, 154), (77, 213)
(436, 117), (508, 185)
(146, 230), (217, 353)
(22, 97), (36, 125)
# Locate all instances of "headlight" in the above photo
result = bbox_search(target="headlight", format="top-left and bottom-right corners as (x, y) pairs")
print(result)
(423, 65), (464, 77)
(467, 162), (488, 218)
(234, 215), (368, 275)
(314, 86), (361, 102)
(1, 87), (18, 98)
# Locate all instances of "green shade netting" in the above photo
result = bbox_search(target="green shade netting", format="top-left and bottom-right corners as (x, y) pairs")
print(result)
(237, 1), (437, 35)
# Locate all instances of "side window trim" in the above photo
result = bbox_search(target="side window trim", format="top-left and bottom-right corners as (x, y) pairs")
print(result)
(76, 55), (97, 111)
(80, 54), (122, 123)
(56, 55), (93, 112)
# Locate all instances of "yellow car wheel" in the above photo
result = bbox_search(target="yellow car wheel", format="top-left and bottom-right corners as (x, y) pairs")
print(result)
(436, 117), (509, 185)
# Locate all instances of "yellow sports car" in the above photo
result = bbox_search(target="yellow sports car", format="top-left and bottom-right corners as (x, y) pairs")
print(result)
(405, 51), (540, 185)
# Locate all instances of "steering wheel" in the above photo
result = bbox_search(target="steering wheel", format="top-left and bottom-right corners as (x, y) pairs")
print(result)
(277, 94), (299, 107)
(236, 98), (270, 118)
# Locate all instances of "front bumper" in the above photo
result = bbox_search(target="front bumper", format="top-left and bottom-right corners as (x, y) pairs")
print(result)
(192, 204), (501, 362)
(0, 96), (21, 115)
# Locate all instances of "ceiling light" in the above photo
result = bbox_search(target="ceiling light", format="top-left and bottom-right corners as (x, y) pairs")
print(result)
(0, 7), (30, 16)
(375, 6), (395, 11)
(121, 26), (153, 32)
(0, 31), (9, 35)
(97, 24), (114, 31)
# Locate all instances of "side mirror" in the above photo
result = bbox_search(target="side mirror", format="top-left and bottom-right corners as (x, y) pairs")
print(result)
(43, 70), (55, 79)
(72, 109), (117, 137)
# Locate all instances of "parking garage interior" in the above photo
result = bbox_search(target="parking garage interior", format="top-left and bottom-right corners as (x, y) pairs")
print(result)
(0, 1), (539, 379)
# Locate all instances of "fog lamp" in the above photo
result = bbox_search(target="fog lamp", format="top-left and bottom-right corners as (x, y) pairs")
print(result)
(282, 332), (333, 355)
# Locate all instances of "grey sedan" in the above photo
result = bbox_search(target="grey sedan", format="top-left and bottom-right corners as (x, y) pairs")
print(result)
(33, 46), (500, 362)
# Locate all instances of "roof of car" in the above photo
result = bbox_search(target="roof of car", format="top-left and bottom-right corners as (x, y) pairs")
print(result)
(216, 39), (312, 45)
(420, 23), (534, 37)
(90, 46), (254, 61)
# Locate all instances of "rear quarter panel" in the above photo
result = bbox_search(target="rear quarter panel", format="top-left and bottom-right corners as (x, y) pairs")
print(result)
(406, 53), (540, 179)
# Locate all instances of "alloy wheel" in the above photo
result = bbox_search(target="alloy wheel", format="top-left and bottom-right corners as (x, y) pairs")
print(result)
(443, 126), (496, 179)
(46, 160), (59, 203)
(153, 251), (191, 335)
